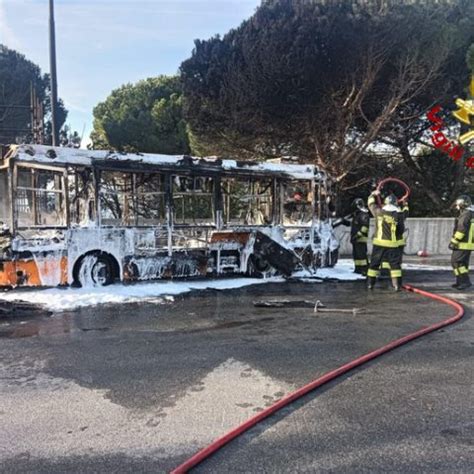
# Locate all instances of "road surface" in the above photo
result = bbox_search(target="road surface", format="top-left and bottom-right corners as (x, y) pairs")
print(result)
(0, 270), (472, 473)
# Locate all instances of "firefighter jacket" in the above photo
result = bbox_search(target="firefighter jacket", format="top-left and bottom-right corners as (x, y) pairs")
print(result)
(368, 194), (400, 248)
(396, 202), (409, 247)
(350, 209), (370, 243)
(451, 207), (474, 250)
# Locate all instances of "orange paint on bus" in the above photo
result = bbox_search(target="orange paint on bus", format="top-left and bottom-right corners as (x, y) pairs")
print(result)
(0, 257), (68, 287)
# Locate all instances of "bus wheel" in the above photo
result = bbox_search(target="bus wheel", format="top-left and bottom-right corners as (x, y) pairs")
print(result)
(76, 253), (116, 287)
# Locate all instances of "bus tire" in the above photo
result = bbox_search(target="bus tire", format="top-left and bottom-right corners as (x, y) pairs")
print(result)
(74, 252), (119, 287)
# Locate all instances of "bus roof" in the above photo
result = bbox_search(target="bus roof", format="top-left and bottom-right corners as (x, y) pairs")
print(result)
(5, 144), (325, 181)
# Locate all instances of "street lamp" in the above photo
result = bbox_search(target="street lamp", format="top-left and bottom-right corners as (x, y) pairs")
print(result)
(49, 0), (59, 146)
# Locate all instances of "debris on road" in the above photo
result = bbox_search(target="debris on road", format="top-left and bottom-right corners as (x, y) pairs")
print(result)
(313, 300), (362, 315)
(254, 299), (315, 308)
(254, 299), (363, 315)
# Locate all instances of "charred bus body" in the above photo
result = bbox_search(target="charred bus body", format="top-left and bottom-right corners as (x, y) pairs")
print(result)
(0, 145), (339, 288)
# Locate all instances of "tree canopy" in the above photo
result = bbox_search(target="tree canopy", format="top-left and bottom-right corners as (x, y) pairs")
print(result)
(90, 76), (190, 154)
(180, 0), (474, 213)
(0, 44), (67, 145)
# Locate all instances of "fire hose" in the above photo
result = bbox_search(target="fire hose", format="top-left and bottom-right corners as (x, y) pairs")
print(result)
(376, 177), (411, 206)
(171, 284), (464, 473)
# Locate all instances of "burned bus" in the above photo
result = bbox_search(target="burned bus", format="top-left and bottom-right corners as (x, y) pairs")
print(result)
(0, 144), (339, 288)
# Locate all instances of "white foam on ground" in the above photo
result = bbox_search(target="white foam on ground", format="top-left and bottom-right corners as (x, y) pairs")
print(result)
(317, 259), (366, 280)
(0, 260), (363, 312)
(292, 260), (365, 282)
(0, 277), (283, 312)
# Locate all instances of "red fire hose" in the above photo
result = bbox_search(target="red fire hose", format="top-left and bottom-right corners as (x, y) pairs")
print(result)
(171, 284), (464, 473)
(376, 177), (411, 206)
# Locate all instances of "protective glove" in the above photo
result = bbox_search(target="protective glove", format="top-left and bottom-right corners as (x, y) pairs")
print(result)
(448, 242), (458, 251)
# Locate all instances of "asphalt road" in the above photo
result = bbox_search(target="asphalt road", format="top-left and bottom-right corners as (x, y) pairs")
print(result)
(0, 270), (472, 473)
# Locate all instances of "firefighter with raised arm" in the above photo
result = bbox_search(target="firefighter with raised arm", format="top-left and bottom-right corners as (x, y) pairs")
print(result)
(449, 195), (474, 290)
(366, 190), (402, 291)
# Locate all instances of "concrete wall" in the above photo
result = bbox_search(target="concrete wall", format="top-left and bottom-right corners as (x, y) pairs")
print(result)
(335, 218), (454, 256)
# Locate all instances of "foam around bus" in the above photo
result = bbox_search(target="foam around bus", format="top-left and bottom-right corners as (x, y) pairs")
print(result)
(0, 145), (339, 288)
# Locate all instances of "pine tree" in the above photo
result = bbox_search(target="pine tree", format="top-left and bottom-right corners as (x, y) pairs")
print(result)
(90, 76), (190, 154)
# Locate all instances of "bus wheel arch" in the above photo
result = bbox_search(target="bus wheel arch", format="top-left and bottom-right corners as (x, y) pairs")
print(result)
(72, 251), (120, 287)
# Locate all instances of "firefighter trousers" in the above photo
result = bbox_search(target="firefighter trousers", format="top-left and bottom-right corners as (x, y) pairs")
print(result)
(352, 242), (368, 274)
(368, 245), (402, 279)
(381, 246), (404, 271)
(451, 249), (471, 280)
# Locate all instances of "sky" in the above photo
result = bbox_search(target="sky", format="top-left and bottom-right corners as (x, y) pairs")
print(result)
(0, 0), (260, 147)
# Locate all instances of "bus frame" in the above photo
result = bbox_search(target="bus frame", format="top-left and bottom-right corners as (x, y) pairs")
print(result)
(0, 144), (339, 288)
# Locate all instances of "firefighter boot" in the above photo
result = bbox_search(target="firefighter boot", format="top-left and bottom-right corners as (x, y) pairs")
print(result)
(451, 275), (460, 289)
(367, 276), (376, 290)
(354, 266), (368, 276)
(456, 274), (472, 291)
(391, 277), (401, 292)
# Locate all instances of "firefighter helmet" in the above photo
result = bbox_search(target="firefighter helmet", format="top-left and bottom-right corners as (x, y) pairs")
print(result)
(384, 194), (398, 206)
(352, 198), (365, 210)
(454, 195), (472, 210)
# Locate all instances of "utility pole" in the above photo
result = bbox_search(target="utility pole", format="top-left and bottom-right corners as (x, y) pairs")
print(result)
(49, 0), (59, 146)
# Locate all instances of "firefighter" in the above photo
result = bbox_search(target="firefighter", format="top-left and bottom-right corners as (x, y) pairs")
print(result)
(394, 197), (409, 271)
(332, 198), (369, 274)
(380, 197), (409, 274)
(449, 195), (474, 290)
(367, 191), (402, 291)
(349, 198), (370, 275)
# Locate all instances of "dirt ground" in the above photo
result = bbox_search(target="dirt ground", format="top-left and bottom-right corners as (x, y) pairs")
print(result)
(0, 268), (472, 473)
